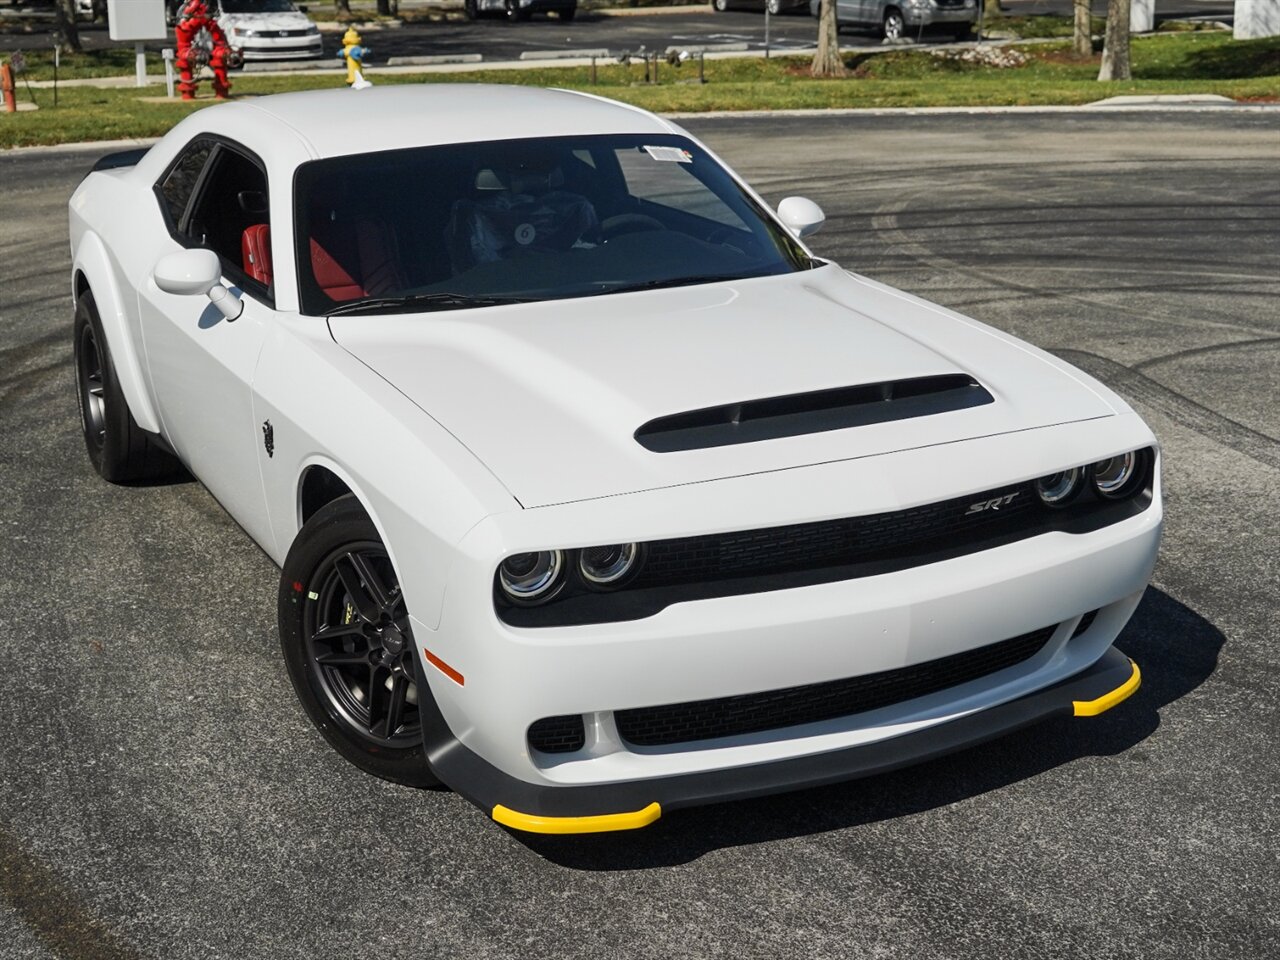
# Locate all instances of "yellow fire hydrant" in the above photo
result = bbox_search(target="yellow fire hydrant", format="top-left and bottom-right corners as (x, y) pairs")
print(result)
(337, 28), (371, 89)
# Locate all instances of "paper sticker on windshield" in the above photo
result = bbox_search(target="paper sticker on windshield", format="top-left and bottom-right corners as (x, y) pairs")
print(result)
(643, 146), (693, 163)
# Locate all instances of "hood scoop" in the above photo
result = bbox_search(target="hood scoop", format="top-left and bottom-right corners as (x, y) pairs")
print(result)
(635, 374), (995, 453)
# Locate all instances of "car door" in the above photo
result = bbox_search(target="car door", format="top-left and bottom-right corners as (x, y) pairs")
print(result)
(836, 0), (862, 25)
(138, 137), (276, 551)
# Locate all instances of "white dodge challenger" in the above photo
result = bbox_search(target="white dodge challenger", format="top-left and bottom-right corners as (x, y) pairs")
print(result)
(68, 85), (1160, 834)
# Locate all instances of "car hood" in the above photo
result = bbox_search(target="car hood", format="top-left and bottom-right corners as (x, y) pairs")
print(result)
(328, 266), (1116, 508)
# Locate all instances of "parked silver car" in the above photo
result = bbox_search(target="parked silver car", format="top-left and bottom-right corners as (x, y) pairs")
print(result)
(809, 0), (978, 41)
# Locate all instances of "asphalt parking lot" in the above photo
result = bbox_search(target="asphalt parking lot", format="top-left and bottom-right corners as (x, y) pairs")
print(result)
(1, 109), (1278, 959)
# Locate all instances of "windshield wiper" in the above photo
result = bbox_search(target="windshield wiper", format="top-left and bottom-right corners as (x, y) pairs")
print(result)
(600, 274), (753, 296)
(326, 292), (534, 317)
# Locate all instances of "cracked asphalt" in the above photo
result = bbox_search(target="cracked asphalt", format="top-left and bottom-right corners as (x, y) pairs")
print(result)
(1, 109), (1278, 959)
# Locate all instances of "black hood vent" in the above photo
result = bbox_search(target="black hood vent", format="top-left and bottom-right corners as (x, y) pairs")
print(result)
(635, 374), (994, 453)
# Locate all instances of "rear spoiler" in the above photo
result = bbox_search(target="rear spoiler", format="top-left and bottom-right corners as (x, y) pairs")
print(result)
(91, 147), (150, 172)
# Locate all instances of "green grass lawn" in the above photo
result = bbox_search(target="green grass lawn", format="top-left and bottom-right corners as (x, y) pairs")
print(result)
(2, 31), (1277, 149)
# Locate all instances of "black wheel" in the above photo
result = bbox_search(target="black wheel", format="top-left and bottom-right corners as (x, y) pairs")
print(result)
(712, 0), (730, 11)
(559, 3), (576, 20)
(279, 496), (441, 788)
(953, 24), (974, 41)
(882, 8), (905, 40)
(505, 0), (530, 20)
(464, 0), (479, 18)
(74, 289), (180, 484)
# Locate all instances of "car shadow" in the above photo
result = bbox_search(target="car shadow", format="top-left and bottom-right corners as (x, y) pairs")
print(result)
(514, 586), (1221, 870)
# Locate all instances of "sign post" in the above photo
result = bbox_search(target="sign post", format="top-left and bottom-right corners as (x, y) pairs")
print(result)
(106, 0), (168, 87)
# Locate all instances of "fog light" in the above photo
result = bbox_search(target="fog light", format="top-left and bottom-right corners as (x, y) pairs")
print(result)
(1035, 467), (1084, 506)
(579, 543), (641, 586)
(498, 550), (564, 603)
(1093, 451), (1139, 498)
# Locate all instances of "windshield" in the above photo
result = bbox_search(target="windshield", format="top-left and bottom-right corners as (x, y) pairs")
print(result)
(217, 0), (299, 13)
(293, 134), (812, 316)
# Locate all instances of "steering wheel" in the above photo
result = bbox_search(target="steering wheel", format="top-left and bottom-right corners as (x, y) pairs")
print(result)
(601, 213), (666, 242)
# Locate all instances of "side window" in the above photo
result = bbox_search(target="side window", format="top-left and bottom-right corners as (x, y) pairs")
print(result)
(614, 147), (746, 229)
(158, 138), (215, 230)
(185, 146), (273, 301)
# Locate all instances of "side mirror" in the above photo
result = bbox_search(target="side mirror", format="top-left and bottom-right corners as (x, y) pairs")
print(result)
(153, 248), (242, 321)
(776, 196), (825, 240)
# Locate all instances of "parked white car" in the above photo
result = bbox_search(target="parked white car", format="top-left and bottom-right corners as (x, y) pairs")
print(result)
(68, 85), (1159, 835)
(169, 0), (323, 60)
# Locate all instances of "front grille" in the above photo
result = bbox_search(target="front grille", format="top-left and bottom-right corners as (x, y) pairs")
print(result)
(528, 714), (586, 754)
(615, 625), (1056, 747)
(632, 482), (1036, 588)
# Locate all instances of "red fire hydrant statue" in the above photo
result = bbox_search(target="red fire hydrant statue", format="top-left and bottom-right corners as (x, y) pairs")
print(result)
(175, 0), (240, 101)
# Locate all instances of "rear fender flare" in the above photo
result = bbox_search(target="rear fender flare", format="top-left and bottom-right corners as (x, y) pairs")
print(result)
(73, 230), (161, 434)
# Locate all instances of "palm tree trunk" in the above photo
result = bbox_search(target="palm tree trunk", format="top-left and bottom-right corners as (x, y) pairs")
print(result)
(1098, 0), (1131, 81)
(1072, 0), (1092, 58)
(811, 0), (847, 78)
(55, 0), (82, 54)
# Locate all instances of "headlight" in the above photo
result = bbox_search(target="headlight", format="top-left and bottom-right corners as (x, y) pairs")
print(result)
(1035, 466), (1084, 507)
(579, 543), (642, 587)
(1092, 451), (1139, 498)
(498, 550), (564, 603)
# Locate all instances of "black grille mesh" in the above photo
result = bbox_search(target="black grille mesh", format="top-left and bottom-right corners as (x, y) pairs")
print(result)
(614, 625), (1056, 747)
(632, 482), (1036, 587)
(528, 714), (586, 754)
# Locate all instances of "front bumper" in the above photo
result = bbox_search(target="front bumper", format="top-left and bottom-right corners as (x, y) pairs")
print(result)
(237, 40), (324, 61)
(422, 647), (1141, 833)
(410, 416), (1161, 832)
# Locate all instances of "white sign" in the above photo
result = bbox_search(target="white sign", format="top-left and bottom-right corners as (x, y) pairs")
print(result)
(108, 0), (168, 43)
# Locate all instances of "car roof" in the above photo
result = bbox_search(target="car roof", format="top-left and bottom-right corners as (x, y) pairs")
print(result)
(227, 84), (677, 160)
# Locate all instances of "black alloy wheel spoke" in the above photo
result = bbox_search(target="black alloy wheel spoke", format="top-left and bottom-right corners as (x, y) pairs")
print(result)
(333, 551), (392, 623)
(314, 648), (369, 667)
(381, 671), (409, 739)
(365, 664), (389, 734)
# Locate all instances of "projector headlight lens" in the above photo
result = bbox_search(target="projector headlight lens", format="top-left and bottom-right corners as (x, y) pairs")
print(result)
(579, 543), (641, 586)
(1035, 467), (1084, 506)
(1093, 451), (1139, 498)
(498, 550), (564, 603)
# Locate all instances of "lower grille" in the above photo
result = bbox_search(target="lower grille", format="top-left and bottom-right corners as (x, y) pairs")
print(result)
(615, 625), (1056, 747)
(528, 714), (586, 754)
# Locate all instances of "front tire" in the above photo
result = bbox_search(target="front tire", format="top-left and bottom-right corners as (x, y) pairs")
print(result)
(279, 496), (441, 788)
(74, 289), (180, 484)
(559, 3), (576, 20)
(464, 0), (479, 18)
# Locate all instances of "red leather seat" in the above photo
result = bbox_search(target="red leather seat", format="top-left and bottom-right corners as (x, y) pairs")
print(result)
(308, 218), (404, 303)
(241, 224), (272, 287)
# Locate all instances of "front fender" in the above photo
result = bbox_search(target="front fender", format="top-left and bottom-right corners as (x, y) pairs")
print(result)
(72, 231), (161, 434)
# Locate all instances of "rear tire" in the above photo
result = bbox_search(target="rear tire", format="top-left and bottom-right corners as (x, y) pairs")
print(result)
(73, 289), (180, 484)
(882, 7), (905, 40)
(464, 0), (479, 18)
(559, 3), (576, 20)
(279, 495), (442, 789)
